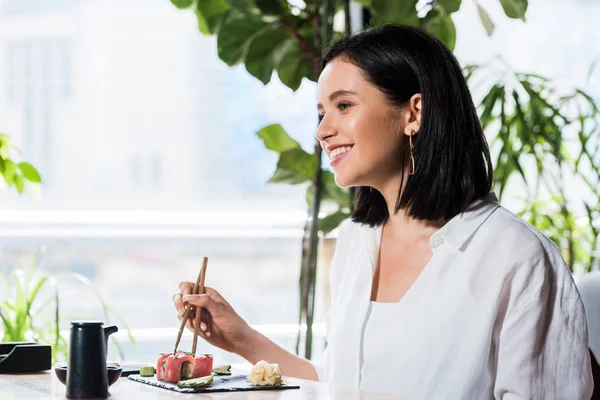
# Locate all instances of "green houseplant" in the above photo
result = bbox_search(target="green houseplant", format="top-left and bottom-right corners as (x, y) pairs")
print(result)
(0, 252), (135, 363)
(171, 0), (598, 358)
(0, 133), (42, 191)
(467, 63), (599, 275)
(0, 135), (135, 362)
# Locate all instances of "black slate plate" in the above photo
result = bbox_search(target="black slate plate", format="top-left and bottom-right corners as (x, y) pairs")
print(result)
(128, 374), (300, 393)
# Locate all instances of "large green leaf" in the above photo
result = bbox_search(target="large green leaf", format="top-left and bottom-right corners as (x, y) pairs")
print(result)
(479, 84), (503, 130)
(217, 14), (269, 66)
(195, 0), (231, 35)
(14, 175), (24, 193)
(370, 0), (419, 26)
(229, 0), (256, 12)
(18, 162), (42, 183)
(268, 148), (318, 184)
(306, 170), (351, 209)
(321, 170), (351, 208)
(422, 5), (456, 51)
(0, 134), (11, 159)
(254, 0), (288, 16)
(438, 0), (461, 13)
(245, 25), (290, 85)
(477, 4), (495, 36)
(277, 40), (314, 90)
(318, 210), (350, 234)
(499, 0), (527, 21)
(171, 0), (194, 9)
(2, 158), (16, 184)
(256, 123), (300, 153)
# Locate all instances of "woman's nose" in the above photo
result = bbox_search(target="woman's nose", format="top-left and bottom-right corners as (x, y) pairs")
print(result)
(316, 116), (337, 142)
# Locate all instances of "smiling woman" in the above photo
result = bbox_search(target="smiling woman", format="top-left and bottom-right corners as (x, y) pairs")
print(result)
(317, 26), (493, 227)
(173, 24), (594, 400)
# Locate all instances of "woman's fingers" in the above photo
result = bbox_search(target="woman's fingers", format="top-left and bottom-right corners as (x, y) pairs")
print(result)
(173, 293), (185, 315)
(178, 281), (194, 296)
(173, 281), (195, 315)
(174, 284), (222, 340)
(204, 287), (230, 307)
(183, 294), (221, 317)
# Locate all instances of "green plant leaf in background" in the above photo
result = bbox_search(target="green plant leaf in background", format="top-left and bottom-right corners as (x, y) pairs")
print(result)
(306, 170), (351, 209)
(245, 25), (290, 84)
(477, 3), (495, 36)
(254, 0), (288, 16)
(370, 0), (419, 27)
(319, 210), (351, 235)
(170, 0), (194, 9)
(195, 0), (232, 35)
(256, 123), (300, 153)
(321, 170), (351, 209)
(217, 14), (268, 66)
(438, 0), (462, 14)
(421, 4), (457, 51)
(2, 159), (16, 185)
(18, 162), (42, 183)
(13, 175), (24, 193)
(0, 132), (42, 192)
(268, 148), (318, 184)
(277, 40), (314, 91)
(499, 0), (528, 22)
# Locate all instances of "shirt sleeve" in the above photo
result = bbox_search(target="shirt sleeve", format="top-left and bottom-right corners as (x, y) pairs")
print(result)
(493, 247), (594, 399)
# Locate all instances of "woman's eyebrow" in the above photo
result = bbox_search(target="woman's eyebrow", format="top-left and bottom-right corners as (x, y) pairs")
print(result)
(317, 90), (358, 110)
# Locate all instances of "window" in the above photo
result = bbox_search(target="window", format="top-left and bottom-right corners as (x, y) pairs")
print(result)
(0, 0), (598, 366)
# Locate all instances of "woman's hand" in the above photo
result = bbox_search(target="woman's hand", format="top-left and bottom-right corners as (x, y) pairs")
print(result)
(172, 283), (252, 355)
(173, 282), (319, 381)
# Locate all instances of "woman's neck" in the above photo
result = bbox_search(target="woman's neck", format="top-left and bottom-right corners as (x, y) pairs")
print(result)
(375, 173), (446, 242)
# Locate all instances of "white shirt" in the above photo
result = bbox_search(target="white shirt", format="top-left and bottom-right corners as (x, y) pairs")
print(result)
(360, 301), (403, 392)
(313, 192), (593, 399)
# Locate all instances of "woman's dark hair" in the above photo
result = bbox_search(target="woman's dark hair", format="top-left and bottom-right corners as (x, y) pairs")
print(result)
(322, 24), (493, 226)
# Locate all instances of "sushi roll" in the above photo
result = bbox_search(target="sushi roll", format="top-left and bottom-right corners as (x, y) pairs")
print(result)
(192, 354), (214, 378)
(156, 353), (171, 381)
(164, 353), (195, 383)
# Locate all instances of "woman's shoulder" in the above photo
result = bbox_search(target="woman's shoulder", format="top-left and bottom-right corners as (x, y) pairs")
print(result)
(335, 217), (379, 240)
(476, 204), (579, 300)
(328, 218), (379, 277)
(481, 205), (561, 260)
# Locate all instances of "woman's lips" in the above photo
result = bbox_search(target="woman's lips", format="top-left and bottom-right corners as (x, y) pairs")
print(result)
(330, 146), (353, 167)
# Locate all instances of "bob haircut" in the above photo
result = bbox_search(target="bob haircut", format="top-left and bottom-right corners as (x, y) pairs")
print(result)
(321, 24), (493, 227)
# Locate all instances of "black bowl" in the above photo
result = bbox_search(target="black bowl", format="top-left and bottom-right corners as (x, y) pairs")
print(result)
(54, 365), (122, 386)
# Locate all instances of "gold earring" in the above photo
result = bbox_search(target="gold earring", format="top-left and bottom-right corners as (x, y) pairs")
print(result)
(409, 130), (415, 176)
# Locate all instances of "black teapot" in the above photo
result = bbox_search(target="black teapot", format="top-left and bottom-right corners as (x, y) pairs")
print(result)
(66, 321), (118, 399)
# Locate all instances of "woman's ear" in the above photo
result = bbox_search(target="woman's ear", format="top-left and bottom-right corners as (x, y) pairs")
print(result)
(404, 93), (422, 136)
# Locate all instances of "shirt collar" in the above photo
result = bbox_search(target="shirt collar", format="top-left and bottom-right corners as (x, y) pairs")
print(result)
(431, 191), (500, 252)
(363, 192), (501, 264)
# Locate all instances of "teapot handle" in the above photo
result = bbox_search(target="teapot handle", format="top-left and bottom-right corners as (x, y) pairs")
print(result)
(103, 325), (118, 353)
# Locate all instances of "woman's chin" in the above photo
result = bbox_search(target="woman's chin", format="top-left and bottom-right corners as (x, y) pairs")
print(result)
(332, 174), (357, 189)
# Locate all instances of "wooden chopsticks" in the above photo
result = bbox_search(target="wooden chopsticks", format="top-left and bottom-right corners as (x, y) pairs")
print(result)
(174, 257), (209, 355)
(191, 257), (208, 356)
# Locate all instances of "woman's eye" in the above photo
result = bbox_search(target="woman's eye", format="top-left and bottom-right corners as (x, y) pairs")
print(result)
(337, 102), (351, 111)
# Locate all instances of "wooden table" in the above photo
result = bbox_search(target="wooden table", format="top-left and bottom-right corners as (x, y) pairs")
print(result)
(0, 372), (407, 399)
